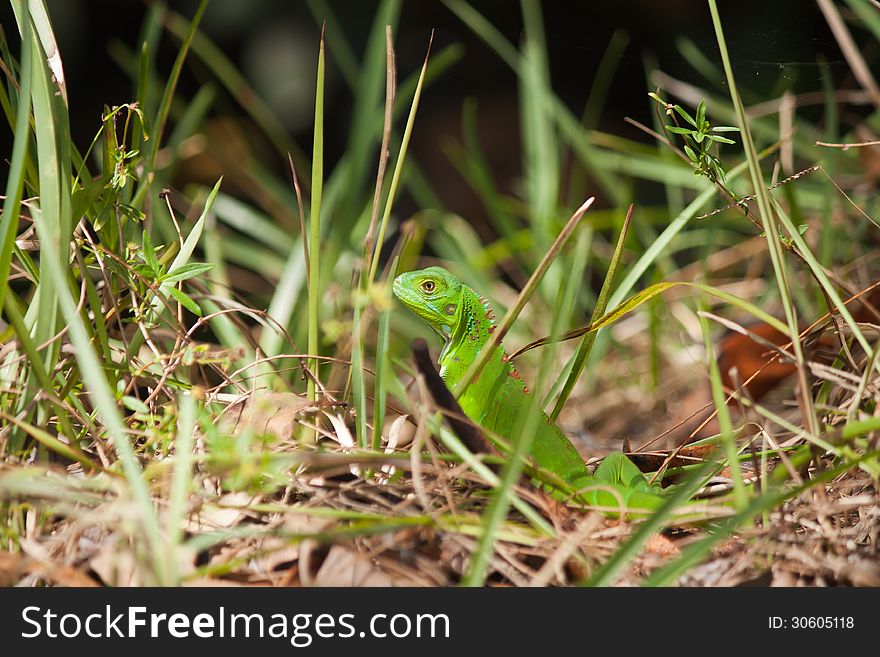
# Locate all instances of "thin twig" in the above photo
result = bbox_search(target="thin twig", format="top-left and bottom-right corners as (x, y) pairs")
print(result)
(815, 139), (880, 149)
(287, 152), (310, 284)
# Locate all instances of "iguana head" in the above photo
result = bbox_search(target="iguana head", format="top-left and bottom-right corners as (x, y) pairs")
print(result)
(392, 266), (463, 339)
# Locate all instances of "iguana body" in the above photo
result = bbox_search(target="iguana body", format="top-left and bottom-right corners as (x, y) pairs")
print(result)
(393, 266), (665, 512)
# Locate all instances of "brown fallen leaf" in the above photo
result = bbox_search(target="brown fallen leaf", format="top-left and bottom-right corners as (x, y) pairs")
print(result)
(645, 532), (680, 558)
(0, 550), (101, 587)
(312, 545), (398, 587)
(226, 392), (316, 440)
(36, 563), (102, 587)
(0, 550), (32, 587)
(188, 491), (260, 532)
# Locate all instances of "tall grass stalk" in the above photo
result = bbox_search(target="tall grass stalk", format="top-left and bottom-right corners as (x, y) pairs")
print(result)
(136, 0), (209, 206)
(0, 8), (30, 314)
(699, 304), (747, 508)
(550, 205), (633, 421)
(305, 31), (326, 442)
(707, 0), (818, 436)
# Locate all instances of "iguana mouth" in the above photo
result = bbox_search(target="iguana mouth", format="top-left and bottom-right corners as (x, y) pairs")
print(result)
(391, 274), (421, 314)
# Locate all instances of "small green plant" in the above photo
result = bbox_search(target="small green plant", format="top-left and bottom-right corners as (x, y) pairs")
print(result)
(649, 93), (739, 185)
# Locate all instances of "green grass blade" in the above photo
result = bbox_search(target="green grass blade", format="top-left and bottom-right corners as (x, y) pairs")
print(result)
(0, 9), (31, 313)
(607, 156), (747, 310)
(350, 295), (369, 449)
(519, 0), (558, 242)
(136, 0), (208, 202)
(2, 291), (74, 446)
(550, 204), (633, 420)
(306, 32), (326, 438)
(699, 303), (746, 508)
(771, 196), (872, 357)
(513, 280), (790, 359)
(328, 0), (401, 222)
(453, 197), (595, 398)
(707, 0), (817, 436)
(167, 392), (197, 585)
(372, 257), (400, 451)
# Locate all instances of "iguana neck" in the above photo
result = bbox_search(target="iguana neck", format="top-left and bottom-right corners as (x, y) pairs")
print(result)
(438, 285), (497, 384)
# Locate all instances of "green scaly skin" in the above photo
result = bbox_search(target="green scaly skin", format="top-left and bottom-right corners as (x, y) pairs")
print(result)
(393, 266), (667, 513)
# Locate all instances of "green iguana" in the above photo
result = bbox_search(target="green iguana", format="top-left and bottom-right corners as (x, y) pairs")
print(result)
(393, 266), (666, 513)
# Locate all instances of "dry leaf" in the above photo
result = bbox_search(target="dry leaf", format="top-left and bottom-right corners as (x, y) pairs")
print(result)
(0, 551), (32, 586)
(227, 392), (313, 439)
(381, 414), (413, 476)
(312, 545), (396, 587)
(385, 414), (415, 450)
(645, 532), (680, 557)
(188, 491), (259, 531)
(324, 411), (355, 448)
(90, 540), (140, 586)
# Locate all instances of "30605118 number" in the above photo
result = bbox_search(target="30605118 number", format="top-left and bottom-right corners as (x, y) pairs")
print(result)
(768, 616), (854, 629)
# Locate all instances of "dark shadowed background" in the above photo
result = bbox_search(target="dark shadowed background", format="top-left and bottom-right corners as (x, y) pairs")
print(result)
(1, 0), (853, 228)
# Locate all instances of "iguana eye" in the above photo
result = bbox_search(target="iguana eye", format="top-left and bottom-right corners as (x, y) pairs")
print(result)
(421, 280), (436, 293)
